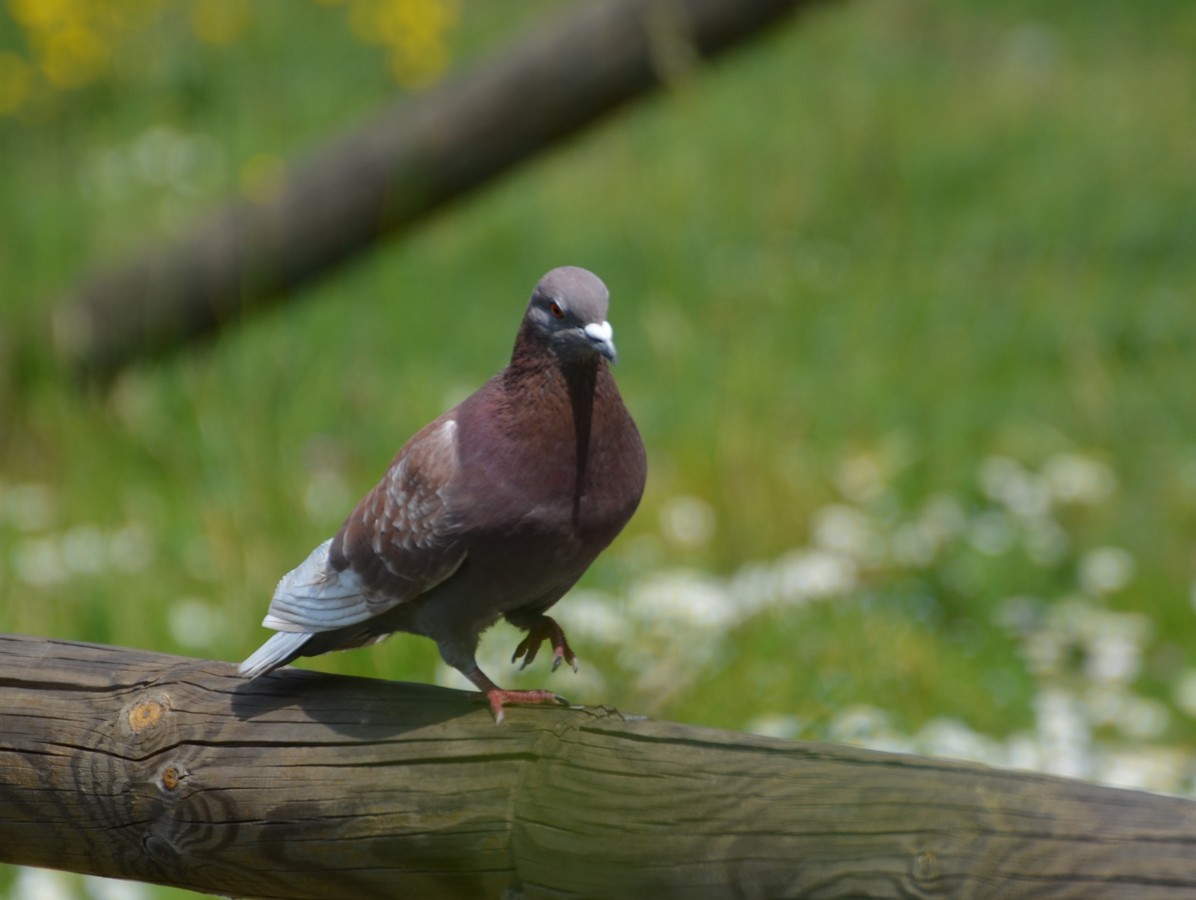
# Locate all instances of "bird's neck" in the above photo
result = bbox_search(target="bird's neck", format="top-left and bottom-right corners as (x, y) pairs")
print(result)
(505, 327), (602, 400)
(505, 331), (604, 522)
(565, 360), (597, 524)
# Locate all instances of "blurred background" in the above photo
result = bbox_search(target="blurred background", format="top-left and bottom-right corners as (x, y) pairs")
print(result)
(2, 0), (1195, 896)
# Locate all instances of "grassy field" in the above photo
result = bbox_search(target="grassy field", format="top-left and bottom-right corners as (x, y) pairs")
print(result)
(3, 0), (1196, 896)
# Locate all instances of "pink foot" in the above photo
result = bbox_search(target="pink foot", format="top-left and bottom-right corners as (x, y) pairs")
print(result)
(511, 615), (579, 673)
(465, 667), (568, 724)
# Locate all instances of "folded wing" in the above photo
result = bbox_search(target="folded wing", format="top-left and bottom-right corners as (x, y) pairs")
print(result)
(259, 415), (467, 634)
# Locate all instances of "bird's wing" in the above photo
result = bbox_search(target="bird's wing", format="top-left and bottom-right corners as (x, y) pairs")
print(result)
(261, 416), (467, 633)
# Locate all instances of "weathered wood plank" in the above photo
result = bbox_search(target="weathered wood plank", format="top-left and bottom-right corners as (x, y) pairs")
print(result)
(2, 633), (1196, 899)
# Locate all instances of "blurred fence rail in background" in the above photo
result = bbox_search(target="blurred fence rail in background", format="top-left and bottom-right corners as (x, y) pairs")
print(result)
(45, 0), (827, 383)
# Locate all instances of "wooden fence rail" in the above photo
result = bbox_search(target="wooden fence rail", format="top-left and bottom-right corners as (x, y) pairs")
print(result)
(3, 633), (1196, 898)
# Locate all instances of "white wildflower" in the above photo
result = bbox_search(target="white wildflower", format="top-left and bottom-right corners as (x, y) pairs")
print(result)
(631, 569), (737, 631)
(564, 590), (630, 645)
(168, 598), (225, 651)
(811, 504), (883, 564)
(1042, 453), (1117, 506)
(827, 705), (893, 743)
(889, 521), (938, 567)
(1035, 687), (1092, 779)
(916, 718), (1004, 766)
(746, 713), (803, 740)
(1077, 546), (1135, 595)
(1116, 695), (1170, 740)
(968, 510), (1015, 556)
(61, 525), (108, 575)
(15, 537), (69, 587)
(108, 523), (155, 573)
(12, 869), (75, 900)
(1083, 632), (1142, 685)
(773, 549), (857, 605)
(85, 875), (150, 900)
(1097, 747), (1189, 795)
(1022, 515), (1070, 566)
(1173, 669), (1196, 718)
(834, 452), (888, 504)
(658, 495), (716, 549)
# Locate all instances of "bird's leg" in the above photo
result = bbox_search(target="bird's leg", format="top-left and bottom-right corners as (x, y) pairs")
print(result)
(511, 614), (578, 673)
(464, 666), (568, 725)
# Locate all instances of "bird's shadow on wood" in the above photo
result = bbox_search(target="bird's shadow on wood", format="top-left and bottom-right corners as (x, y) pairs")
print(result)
(226, 667), (477, 739)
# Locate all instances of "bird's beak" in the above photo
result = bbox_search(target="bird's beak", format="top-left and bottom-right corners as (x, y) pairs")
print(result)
(583, 320), (618, 364)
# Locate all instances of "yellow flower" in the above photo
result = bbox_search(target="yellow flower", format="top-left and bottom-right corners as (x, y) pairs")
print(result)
(0, 52), (34, 115)
(345, 0), (458, 87)
(40, 21), (109, 89)
(189, 0), (252, 45)
(7, 0), (73, 31)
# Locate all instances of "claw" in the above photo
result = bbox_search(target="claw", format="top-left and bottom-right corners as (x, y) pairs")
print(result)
(473, 688), (569, 725)
(512, 633), (541, 670)
(551, 651), (579, 674)
(511, 615), (578, 674)
(465, 666), (569, 724)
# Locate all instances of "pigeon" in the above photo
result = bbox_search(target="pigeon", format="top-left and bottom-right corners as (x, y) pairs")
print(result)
(239, 266), (647, 722)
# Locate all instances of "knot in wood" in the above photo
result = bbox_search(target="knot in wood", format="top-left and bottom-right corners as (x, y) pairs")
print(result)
(125, 696), (169, 734)
(161, 765), (181, 791)
(914, 849), (937, 879)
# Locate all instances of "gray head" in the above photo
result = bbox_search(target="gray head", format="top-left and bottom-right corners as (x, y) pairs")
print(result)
(524, 266), (618, 364)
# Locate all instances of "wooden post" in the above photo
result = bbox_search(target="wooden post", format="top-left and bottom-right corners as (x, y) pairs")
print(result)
(3, 634), (1196, 898)
(47, 0), (826, 381)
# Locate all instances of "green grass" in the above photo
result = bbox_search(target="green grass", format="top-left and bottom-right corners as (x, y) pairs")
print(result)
(3, 0), (1196, 895)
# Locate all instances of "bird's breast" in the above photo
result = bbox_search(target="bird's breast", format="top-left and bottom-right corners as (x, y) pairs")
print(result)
(454, 368), (645, 545)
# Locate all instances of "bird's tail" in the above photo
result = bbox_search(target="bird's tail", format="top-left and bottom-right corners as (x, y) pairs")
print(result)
(238, 631), (313, 679)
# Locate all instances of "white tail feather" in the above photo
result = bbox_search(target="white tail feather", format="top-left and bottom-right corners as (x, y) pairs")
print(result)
(238, 631), (313, 679)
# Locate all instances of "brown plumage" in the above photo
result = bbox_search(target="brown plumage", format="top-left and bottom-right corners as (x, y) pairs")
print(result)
(239, 267), (647, 721)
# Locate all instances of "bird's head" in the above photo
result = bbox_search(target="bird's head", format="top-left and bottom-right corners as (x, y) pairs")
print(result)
(524, 266), (618, 365)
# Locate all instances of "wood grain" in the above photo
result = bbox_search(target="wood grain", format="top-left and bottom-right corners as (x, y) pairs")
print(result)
(3, 633), (1196, 899)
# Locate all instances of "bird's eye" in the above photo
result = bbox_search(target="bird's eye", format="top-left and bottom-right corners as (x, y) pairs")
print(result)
(548, 301), (565, 319)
